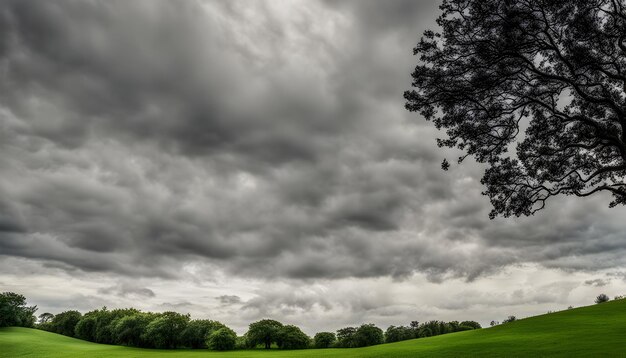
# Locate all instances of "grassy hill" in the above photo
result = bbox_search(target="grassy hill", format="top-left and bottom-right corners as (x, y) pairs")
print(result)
(2, 299), (626, 357)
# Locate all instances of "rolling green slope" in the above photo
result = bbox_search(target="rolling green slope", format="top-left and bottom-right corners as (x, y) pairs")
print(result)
(2, 299), (626, 357)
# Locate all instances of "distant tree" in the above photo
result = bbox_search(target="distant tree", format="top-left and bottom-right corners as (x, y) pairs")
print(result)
(276, 325), (310, 349)
(207, 327), (237, 351)
(354, 323), (384, 347)
(595, 293), (610, 304)
(502, 316), (517, 324)
(50, 311), (82, 337)
(490, 321), (499, 327)
(74, 315), (97, 341)
(406, 0), (626, 218)
(246, 319), (283, 349)
(385, 325), (415, 343)
(180, 319), (225, 349)
(0, 292), (37, 327)
(114, 312), (156, 347)
(336, 327), (357, 348)
(614, 295), (625, 300)
(142, 312), (189, 349)
(313, 332), (336, 348)
(460, 321), (482, 330)
(38, 312), (54, 325)
(568, 306), (574, 310)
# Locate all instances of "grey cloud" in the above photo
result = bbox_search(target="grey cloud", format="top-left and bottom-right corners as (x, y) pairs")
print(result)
(584, 279), (610, 287)
(216, 295), (241, 305)
(98, 283), (155, 298)
(1, 0), (626, 290)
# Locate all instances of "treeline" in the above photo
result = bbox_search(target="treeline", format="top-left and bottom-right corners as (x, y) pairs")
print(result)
(1, 292), (483, 350)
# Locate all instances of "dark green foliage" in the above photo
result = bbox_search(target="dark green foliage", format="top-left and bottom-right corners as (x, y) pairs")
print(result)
(246, 319), (283, 349)
(142, 312), (190, 349)
(405, 0), (626, 218)
(596, 294), (610, 304)
(276, 325), (310, 349)
(38, 313), (54, 325)
(313, 332), (336, 348)
(354, 324), (384, 347)
(385, 325), (415, 343)
(335, 326), (357, 348)
(234, 335), (248, 350)
(180, 319), (225, 349)
(114, 312), (156, 347)
(503, 316), (517, 324)
(0, 292), (37, 327)
(49, 311), (82, 337)
(73, 315), (96, 341)
(460, 321), (482, 330)
(206, 327), (237, 351)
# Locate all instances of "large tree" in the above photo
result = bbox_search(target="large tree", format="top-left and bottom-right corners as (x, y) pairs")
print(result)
(405, 0), (626, 217)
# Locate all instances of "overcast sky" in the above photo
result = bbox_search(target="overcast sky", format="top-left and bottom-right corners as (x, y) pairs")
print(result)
(2, 0), (626, 335)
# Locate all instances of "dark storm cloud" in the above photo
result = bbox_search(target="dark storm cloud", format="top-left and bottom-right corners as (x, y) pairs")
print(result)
(1, 0), (626, 286)
(98, 283), (156, 298)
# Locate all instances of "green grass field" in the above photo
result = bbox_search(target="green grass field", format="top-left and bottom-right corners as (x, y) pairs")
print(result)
(2, 299), (626, 357)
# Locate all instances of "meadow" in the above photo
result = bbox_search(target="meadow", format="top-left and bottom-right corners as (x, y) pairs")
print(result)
(3, 299), (626, 357)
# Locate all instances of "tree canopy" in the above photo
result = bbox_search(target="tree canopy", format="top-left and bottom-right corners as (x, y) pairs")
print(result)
(405, 0), (626, 217)
(0, 292), (37, 328)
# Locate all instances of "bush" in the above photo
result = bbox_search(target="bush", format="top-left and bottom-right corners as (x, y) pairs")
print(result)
(277, 325), (310, 349)
(502, 316), (517, 323)
(595, 294), (610, 304)
(460, 321), (481, 330)
(207, 327), (237, 351)
(313, 332), (336, 348)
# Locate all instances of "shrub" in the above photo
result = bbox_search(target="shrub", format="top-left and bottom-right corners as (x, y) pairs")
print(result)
(207, 327), (237, 351)
(313, 332), (336, 348)
(595, 294), (610, 304)
(502, 316), (517, 323)
(460, 321), (481, 330)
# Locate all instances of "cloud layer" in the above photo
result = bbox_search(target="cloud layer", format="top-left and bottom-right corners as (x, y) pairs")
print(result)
(1, 0), (626, 332)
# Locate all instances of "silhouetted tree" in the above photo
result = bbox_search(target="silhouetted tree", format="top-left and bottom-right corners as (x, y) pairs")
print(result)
(595, 293), (610, 303)
(406, 0), (626, 218)
(38, 312), (54, 325)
